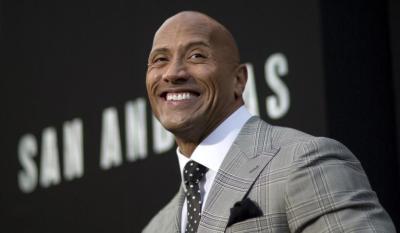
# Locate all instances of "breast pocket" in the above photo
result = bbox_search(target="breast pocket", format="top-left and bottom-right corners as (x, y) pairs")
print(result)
(225, 215), (288, 233)
(225, 216), (267, 233)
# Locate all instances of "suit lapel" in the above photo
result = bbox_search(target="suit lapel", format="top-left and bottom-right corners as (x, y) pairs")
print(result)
(198, 117), (279, 232)
(169, 185), (185, 233)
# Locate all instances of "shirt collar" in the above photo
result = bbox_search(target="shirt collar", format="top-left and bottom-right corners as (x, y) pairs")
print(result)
(177, 106), (252, 179)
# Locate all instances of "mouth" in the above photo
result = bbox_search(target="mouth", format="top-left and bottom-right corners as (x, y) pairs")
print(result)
(160, 90), (201, 102)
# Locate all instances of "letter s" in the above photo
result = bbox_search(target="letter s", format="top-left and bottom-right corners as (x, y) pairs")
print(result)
(265, 53), (290, 119)
(18, 134), (38, 193)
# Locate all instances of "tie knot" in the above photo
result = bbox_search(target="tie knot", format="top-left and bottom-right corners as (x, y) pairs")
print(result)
(183, 161), (208, 185)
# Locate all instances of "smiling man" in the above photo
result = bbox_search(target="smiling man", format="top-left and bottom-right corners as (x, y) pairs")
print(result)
(143, 11), (395, 233)
(146, 11), (246, 157)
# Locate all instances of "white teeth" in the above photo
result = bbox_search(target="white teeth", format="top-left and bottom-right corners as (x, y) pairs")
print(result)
(166, 92), (195, 101)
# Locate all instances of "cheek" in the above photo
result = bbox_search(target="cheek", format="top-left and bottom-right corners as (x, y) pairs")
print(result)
(145, 72), (152, 88)
(215, 78), (236, 103)
(145, 80), (151, 94)
(198, 79), (218, 103)
(146, 72), (159, 95)
(195, 69), (220, 96)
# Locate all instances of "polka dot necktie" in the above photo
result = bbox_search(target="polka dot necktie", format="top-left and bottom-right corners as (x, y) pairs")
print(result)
(183, 160), (208, 233)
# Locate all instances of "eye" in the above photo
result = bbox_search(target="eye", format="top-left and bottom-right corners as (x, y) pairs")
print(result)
(191, 53), (204, 58)
(154, 56), (168, 63)
(150, 55), (169, 67)
(188, 52), (207, 62)
(190, 53), (205, 59)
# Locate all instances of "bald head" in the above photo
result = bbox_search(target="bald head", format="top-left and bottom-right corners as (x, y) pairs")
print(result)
(146, 11), (247, 155)
(152, 11), (240, 64)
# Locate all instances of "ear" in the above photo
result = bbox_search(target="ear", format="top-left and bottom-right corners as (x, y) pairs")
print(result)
(234, 64), (248, 99)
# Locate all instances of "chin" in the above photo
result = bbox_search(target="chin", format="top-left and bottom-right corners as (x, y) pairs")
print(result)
(161, 118), (187, 131)
(162, 118), (199, 135)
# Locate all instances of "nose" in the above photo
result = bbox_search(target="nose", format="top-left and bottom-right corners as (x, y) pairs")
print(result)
(162, 59), (189, 84)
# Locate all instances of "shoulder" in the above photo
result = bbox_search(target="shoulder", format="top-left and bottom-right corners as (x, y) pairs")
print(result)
(240, 117), (363, 175)
(244, 117), (396, 231)
(249, 118), (372, 197)
(246, 116), (356, 162)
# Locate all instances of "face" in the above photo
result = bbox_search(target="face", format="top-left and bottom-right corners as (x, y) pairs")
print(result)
(146, 14), (246, 142)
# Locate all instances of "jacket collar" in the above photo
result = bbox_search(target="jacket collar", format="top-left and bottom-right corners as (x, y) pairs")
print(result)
(198, 116), (280, 232)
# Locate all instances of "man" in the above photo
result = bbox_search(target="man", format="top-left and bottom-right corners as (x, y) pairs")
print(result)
(143, 11), (395, 233)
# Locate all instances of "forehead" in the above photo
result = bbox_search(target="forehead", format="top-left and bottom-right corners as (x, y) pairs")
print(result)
(151, 18), (218, 51)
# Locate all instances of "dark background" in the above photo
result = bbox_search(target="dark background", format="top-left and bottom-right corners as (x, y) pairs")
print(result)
(1, 0), (399, 232)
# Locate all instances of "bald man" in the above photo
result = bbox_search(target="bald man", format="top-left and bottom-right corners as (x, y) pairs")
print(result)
(143, 11), (395, 233)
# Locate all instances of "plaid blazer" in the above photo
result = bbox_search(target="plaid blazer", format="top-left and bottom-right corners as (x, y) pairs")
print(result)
(143, 116), (395, 233)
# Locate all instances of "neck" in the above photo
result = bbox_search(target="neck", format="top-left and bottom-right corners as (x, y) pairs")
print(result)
(175, 138), (198, 157)
(174, 103), (244, 157)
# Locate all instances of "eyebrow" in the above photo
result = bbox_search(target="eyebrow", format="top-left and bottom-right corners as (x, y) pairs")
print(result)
(149, 40), (211, 58)
(183, 41), (211, 50)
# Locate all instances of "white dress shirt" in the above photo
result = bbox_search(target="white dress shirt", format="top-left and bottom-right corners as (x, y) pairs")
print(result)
(177, 106), (252, 232)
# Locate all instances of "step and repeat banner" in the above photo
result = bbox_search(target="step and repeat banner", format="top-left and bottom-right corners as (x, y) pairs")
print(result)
(2, 0), (335, 232)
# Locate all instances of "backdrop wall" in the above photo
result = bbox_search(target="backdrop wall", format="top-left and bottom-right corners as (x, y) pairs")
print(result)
(1, 0), (398, 232)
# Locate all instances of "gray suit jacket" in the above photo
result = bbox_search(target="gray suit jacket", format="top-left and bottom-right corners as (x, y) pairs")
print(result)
(143, 117), (396, 232)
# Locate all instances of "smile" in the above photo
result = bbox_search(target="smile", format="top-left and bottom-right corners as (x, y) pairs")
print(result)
(166, 92), (197, 101)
